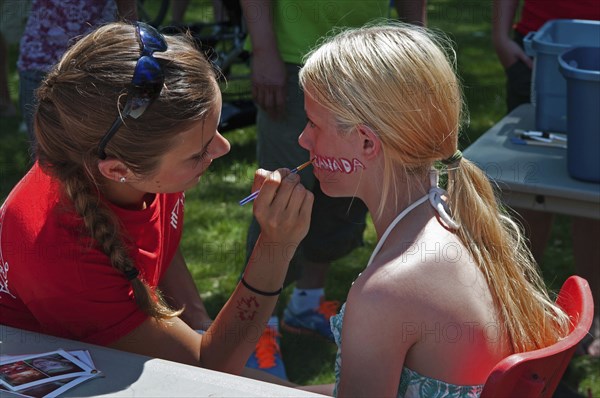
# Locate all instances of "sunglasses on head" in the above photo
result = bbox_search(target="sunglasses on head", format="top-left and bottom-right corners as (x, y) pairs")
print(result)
(97, 22), (168, 160)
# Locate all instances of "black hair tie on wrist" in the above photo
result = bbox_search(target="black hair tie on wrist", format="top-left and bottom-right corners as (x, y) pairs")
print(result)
(124, 267), (140, 281)
(241, 277), (282, 296)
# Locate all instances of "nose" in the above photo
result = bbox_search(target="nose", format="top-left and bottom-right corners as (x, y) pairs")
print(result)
(213, 132), (231, 159)
(298, 127), (311, 151)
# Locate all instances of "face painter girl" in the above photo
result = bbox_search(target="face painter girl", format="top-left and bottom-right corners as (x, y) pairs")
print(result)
(0, 22), (313, 378)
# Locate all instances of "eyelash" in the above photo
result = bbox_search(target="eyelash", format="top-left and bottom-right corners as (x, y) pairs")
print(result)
(192, 147), (210, 166)
(306, 119), (316, 128)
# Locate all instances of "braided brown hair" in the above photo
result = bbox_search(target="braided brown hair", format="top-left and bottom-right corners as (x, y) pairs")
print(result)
(34, 22), (219, 318)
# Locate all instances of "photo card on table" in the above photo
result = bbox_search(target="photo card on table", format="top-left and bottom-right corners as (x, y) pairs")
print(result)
(0, 349), (96, 392)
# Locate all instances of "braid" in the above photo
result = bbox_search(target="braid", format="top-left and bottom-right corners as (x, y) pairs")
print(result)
(33, 22), (215, 320)
(63, 172), (181, 319)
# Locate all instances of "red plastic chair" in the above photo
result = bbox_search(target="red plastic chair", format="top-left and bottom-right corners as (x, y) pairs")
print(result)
(480, 275), (594, 398)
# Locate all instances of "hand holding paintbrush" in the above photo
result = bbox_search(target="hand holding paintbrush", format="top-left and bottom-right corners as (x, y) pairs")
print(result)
(239, 159), (314, 205)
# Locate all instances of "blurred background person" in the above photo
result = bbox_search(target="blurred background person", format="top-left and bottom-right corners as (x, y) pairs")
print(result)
(0, 0), (31, 118)
(17, 0), (137, 155)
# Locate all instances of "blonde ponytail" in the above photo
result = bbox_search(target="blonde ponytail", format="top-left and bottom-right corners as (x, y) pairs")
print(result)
(447, 159), (570, 352)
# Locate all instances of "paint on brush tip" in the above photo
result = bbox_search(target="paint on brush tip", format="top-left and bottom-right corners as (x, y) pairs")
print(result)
(238, 158), (316, 205)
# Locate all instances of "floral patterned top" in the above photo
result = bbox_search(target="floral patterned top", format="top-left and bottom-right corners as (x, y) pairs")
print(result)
(18, 0), (117, 72)
(330, 303), (484, 398)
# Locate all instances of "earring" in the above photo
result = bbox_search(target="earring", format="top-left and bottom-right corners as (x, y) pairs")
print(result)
(119, 177), (126, 183)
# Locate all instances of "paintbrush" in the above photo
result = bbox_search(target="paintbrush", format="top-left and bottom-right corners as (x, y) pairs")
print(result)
(239, 159), (314, 205)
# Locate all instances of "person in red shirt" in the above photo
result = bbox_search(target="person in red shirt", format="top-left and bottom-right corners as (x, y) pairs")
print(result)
(492, 0), (600, 358)
(0, 21), (313, 378)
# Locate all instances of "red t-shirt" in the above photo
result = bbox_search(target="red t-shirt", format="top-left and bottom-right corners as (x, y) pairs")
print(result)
(515, 0), (600, 35)
(0, 163), (184, 345)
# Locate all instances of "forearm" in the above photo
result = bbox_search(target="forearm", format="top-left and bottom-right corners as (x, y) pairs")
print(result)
(240, 0), (279, 56)
(199, 234), (295, 374)
(492, 0), (519, 44)
(395, 0), (427, 26)
(491, 0), (530, 68)
(199, 169), (312, 374)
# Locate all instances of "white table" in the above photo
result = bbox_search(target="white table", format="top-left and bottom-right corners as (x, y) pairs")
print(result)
(0, 325), (326, 397)
(463, 104), (600, 219)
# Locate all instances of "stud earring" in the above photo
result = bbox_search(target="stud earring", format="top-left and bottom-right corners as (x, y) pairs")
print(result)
(120, 177), (126, 183)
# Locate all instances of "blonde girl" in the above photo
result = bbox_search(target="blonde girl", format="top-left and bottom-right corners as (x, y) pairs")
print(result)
(297, 23), (570, 397)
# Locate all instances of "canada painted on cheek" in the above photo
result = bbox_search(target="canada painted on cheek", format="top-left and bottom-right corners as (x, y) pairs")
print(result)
(313, 154), (366, 174)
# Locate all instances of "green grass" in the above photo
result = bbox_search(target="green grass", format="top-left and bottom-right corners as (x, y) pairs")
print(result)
(1, 0), (598, 395)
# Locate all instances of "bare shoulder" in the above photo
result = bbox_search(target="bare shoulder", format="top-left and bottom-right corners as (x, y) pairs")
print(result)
(347, 252), (437, 329)
(356, 227), (493, 323)
(348, 223), (506, 382)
